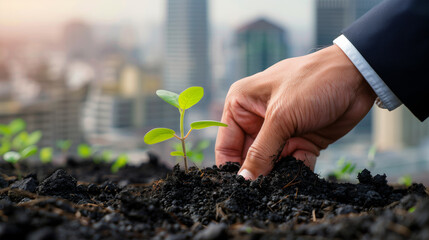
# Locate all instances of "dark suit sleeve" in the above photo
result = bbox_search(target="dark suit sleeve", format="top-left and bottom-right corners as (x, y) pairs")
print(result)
(343, 0), (429, 121)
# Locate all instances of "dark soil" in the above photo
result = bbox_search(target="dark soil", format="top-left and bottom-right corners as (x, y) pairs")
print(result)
(0, 156), (428, 240)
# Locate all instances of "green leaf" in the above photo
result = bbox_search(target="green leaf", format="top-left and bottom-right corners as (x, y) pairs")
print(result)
(190, 120), (228, 130)
(57, 140), (72, 151)
(12, 132), (28, 151)
(111, 154), (128, 173)
(196, 140), (210, 150)
(0, 141), (10, 155)
(408, 206), (416, 213)
(3, 151), (21, 163)
(398, 175), (412, 187)
(21, 145), (38, 159)
(78, 144), (92, 158)
(26, 131), (42, 146)
(101, 150), (112, 163)
(170, 151), (184, 156)
(156, 90), (180, 108)
(144, 128), (176, 145)
(178, 86), (204, 110)
(0, 124), (11, 136)
(9, 119), (26, 135)
(40, 147), (53, 164)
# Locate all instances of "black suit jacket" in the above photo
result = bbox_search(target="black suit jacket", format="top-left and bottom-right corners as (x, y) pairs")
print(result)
(343, 0), (429, 121)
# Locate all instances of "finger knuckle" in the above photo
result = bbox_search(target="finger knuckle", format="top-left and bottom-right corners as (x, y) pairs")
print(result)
(246, 145), (272, 165)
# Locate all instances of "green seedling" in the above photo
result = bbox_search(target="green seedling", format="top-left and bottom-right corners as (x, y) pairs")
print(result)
(172, 139), (210, 167)
(56, 140), (72, 155)
(93, 149), (112, 164)
(408, 206), (416, 213)
(0, 119), (42, 155)
(3, 145), (38, 179)
(398, 175), (412, 187)
(111, 153), (128, 173)
(328, 157), (359, 181)
(77, 143), (92, 159)
(12, 130), (42, 151)
(144, 87), (227, 172)
(40, 147), (53, 164)
(367, 144), (377, 169)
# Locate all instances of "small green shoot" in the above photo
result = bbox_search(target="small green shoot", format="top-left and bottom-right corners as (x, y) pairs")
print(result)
(111, 153), (128, 173)
(93, 149), (112, 164)
(328, 157), (359, 181)
(21, 145), (38, 159)
(4, 151), (21, 164)
(40, 147), (53, 164)
(398, 175), (412, 187)
(77, 144), (92, 159)
(144, 87), (227, 173)
(3, 145), (38, 179)
(408, 206), (416, 213)
(172, 139), (210, 166)
(57, 140), (72, 154)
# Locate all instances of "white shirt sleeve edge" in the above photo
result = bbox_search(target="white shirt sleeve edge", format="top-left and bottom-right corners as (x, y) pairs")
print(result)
(333, 35), (402, 111)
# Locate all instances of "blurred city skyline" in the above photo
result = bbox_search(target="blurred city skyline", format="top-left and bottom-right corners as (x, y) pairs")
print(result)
(1, 0), (429, 183)
(0, 0), (314, 57)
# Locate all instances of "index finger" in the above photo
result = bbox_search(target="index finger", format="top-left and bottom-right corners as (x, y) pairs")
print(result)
(215, 107), (245, 166)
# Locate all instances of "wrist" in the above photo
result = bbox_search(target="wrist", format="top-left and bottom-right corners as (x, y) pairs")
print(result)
(310, 45), (377, 101)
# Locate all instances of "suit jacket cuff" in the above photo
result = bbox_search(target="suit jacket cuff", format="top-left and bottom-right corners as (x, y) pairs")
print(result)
(333, 34), (402, 111)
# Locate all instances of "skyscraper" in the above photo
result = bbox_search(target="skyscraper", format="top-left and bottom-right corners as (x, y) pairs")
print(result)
(236, 18), (289, 78)
(164, 0), (210, 107)
(316, 0), (382, 47)
(315, 0), (382, 135)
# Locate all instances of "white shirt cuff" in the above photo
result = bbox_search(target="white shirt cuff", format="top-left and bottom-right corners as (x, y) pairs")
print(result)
(333, 35), (402, 110)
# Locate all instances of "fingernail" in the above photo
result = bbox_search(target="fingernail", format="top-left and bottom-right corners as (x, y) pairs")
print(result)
(238, 169), (255, 180)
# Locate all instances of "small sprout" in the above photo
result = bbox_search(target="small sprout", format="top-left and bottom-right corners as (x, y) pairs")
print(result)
(11, 130), (42, 151)
(21, 145), (38, 159)
(93, 149), (113, 164)
(3, 151), (22, 179)
(111, 154), (128, 173)
(57, 140), (72, 153)
(408, 206), (416, 213)
(101, 150), (112, 163)
(172, 140), (210, 166)
(77, 144), (92, 159)
(40, 147), (53, 164)
(4, 151), (21, 164)
(9, 119), (26, 135)
(144, 87), (227, 173)
(328, 157), (359, 181)
(398, 175), (412, 187)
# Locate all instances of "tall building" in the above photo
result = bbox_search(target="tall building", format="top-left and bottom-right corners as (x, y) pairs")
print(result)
(236, 18), (289, 78)
(315, 0), (382, 135)
(164, 0), (210, 107)
(316, 0), (382, 47)
(373, 106), (429, 150)
(63, 20), (94, 61)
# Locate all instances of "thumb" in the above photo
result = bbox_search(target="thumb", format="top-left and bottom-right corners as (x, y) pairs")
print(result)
(238, 113), (291, 180)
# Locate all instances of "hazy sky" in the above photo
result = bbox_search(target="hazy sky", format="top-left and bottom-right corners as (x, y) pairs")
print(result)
(0, 0), (313, 29)
(0, 0), (314, 55)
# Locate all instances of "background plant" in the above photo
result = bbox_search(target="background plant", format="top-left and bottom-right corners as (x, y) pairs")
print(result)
(111, 153), (128, 173)
(328, 157), (359, 181)
(40, 147), (53, 164)
(56, 140), (72, 156)
(77, 143), (92, 159)
(172, 139), (210, 167)
(144, 86), (227, 172)
(4, 145), (38, 179)
(398, 175), (413, 187)
(93, 149), (112, 164)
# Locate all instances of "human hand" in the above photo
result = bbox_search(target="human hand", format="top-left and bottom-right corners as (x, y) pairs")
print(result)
(215, 45), (376, 180)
